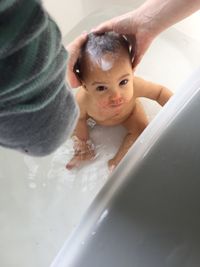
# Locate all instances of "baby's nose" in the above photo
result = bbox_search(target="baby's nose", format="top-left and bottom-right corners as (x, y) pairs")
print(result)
(110, 91), (122, 103)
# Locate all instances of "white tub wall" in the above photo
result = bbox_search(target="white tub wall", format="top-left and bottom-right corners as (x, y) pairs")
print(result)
(174, 11), (200, 42)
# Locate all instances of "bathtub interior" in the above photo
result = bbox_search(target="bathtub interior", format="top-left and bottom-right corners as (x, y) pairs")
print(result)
(0, 1), (200, 267)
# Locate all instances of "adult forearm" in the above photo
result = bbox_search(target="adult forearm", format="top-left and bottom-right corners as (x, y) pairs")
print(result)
(136, 0), (200, 37)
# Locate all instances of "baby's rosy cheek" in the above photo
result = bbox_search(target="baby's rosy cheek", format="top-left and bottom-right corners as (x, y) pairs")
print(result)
(97, 100), (109, 108)
(125, 94), (133, 102)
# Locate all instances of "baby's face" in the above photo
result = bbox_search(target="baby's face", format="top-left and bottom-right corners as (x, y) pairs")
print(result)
(82, 50), (134, 112)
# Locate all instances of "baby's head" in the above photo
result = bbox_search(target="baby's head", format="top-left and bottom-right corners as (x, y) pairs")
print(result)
(75, 32), (135, 110)
(75, 32), (135, 80)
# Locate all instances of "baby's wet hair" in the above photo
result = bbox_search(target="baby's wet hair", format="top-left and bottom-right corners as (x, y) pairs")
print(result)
(74, 32), (135, 81)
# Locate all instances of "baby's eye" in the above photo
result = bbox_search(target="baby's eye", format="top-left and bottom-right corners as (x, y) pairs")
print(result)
(119, 79), (128, 86)
(96, 85), (107, 92)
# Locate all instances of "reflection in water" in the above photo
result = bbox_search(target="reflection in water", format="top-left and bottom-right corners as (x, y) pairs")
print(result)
(46, 124), (127, 192)
(24, 157), (39, 189)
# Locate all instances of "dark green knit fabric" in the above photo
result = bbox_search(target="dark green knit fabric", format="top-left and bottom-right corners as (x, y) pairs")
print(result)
(0, 0), (78, 155)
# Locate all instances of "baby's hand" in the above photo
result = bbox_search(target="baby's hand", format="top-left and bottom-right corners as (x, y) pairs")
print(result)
(108, 158), (118, 173)
(66, 136), (95, 170)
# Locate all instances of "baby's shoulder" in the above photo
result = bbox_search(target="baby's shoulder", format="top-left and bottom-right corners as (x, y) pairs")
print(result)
(133, 76), (154, 97)
(76, 86), (87, 104)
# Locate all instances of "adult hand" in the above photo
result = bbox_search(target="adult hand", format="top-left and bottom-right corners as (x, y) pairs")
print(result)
(66, 32), (88, 88)
(92, 0), (200, 67)
(92, 10), (155, 68)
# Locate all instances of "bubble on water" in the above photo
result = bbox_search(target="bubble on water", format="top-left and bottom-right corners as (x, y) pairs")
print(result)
(29, 182), (36, 189)
(24, 156), (39, 180)
(81, 186), (87, 192)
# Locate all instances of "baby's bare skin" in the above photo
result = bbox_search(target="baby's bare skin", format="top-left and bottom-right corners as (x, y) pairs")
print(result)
(66, 50), (172, 170)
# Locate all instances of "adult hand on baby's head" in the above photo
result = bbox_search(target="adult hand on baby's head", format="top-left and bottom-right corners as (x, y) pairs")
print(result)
(66, 32), (88, 88)
(92, 10), (155, 68)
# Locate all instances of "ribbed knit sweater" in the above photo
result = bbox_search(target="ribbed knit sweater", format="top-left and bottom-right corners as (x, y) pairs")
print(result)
(0, 0), (78, 156)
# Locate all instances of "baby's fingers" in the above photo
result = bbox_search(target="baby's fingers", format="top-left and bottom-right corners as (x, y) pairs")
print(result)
(108, 158), (116, 172)
(66, 156), (81, 170)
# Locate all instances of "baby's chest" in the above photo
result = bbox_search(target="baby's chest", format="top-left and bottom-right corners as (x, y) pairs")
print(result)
(86, 102), (135, 126)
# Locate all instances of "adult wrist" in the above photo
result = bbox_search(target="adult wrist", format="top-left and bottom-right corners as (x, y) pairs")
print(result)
(134, 2), (167, 39)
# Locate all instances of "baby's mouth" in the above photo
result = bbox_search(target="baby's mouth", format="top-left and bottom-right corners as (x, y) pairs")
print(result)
(110, 102), (123, 108)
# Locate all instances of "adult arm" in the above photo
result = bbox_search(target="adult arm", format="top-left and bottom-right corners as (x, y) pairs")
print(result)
(0, 0), (78, 156)
(94, 0), (200, 66)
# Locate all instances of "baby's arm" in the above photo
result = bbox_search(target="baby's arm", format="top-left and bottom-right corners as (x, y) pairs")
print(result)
(66, 90), (95, 170)
(108, 100), (148, 170)
(134, 76), (173, 106)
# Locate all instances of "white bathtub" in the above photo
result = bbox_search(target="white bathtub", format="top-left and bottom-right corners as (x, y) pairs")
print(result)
(0, 1), (200, 266)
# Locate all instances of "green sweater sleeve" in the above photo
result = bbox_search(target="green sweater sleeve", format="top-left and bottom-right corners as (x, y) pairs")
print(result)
(0, 0), (78, 156)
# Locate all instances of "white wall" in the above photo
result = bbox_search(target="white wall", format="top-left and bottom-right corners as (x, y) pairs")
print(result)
(43, 0), (84, 36)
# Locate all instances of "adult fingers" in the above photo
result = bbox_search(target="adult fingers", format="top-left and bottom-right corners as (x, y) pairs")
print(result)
(93, 11), (135, 35)
(92, 18), (116, 34)
(66, 32), (88, 88)
(132, 34), (153, 68)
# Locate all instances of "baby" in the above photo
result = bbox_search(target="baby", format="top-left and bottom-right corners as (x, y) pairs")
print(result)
(66, 32), (173, 170)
